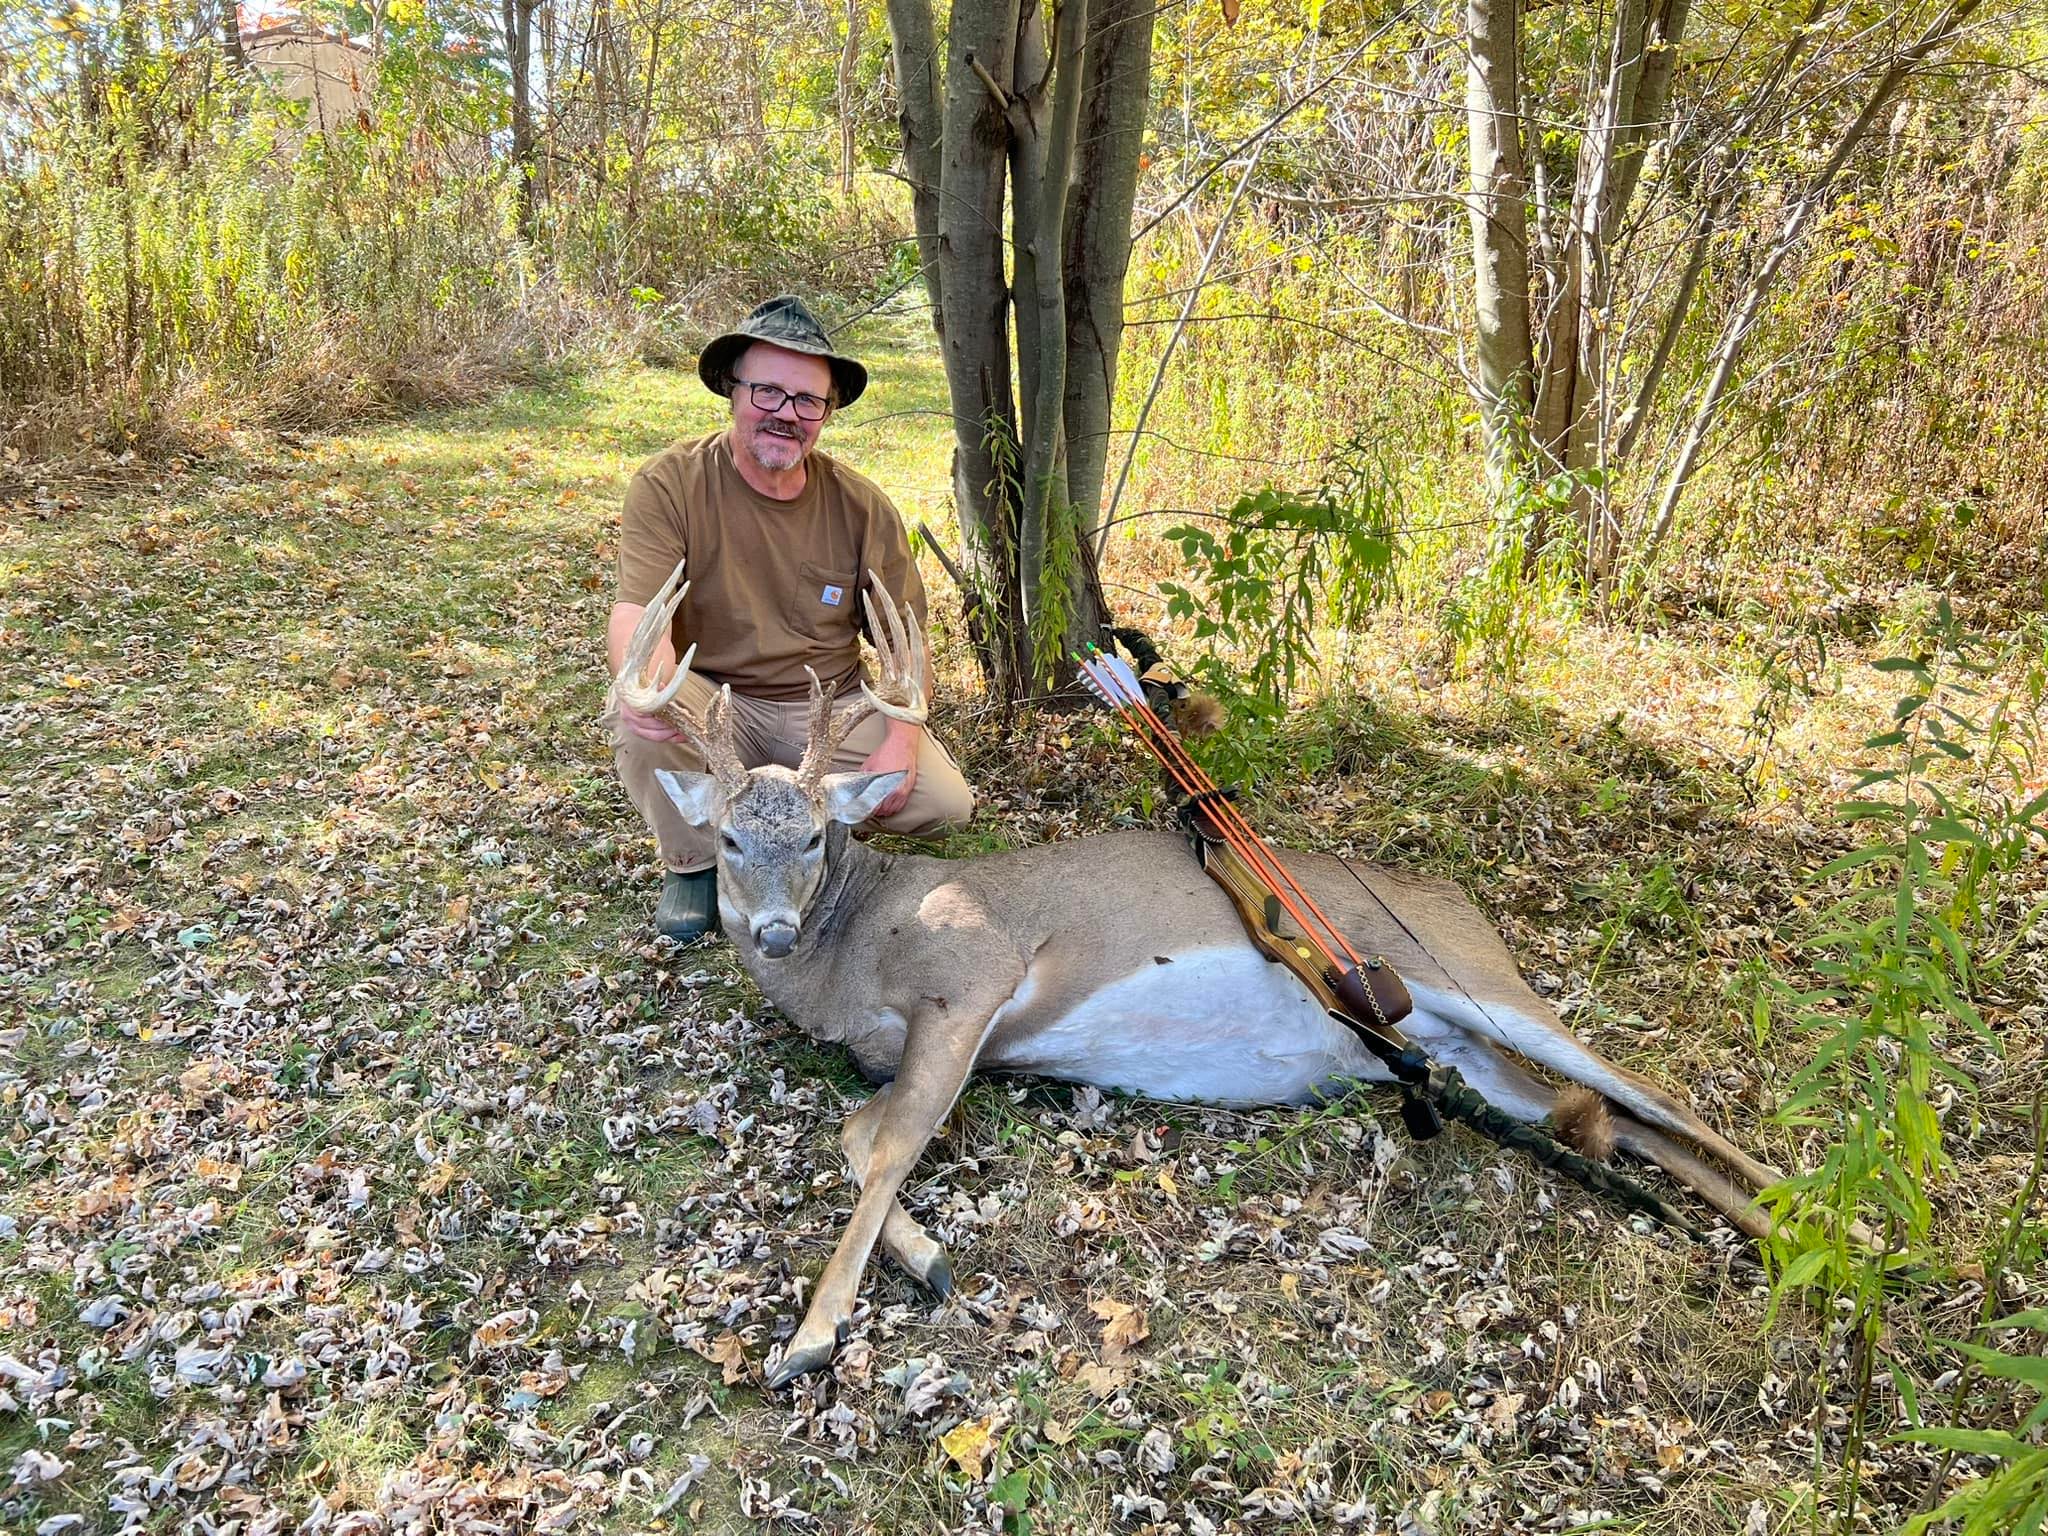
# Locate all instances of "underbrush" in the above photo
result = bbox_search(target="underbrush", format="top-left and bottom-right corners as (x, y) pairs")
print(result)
(1, 42), (907, 467)
(1104, 210), (2048, 626)
(1753, 602), (2048, 1534)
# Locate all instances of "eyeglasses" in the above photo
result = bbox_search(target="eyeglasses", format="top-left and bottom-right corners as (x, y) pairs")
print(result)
(732, 379), (831, 421)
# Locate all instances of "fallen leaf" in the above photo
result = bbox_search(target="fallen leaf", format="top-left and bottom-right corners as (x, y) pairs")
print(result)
(1092, 1296), (1149, 1360)
(1075, 1361), (1130, 1397)
(939, 1414), (996, 1478)
(692, 1331), (751, 1385)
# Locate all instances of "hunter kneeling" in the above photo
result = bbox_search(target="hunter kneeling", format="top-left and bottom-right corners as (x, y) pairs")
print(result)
(605, 295), (976, 940)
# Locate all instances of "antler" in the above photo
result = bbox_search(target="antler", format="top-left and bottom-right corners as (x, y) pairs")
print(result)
(612, 559), (750, 796)
(794, 569), (928, 798)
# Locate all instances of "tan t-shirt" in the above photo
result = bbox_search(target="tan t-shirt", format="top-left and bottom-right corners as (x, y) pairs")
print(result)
(616, 432), (927, 701)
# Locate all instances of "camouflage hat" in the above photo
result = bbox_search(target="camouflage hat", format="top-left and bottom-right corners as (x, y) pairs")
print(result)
(697, 295), (868, 408)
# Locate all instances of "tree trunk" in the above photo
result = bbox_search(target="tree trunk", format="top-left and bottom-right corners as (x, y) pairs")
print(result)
(883, 0), (947, 335)
(503, 0), (539, 237)
(1604, 0), (1690, 240)
(590, 0), (610, 191)
(883, 0), (1147, 696)
(625, 15), (663, 236)
(1468, 0), (1693, 582)
(1063, 0), (1153, 549)
(1010, 0), (1051, 475)
(1463, 0), (1535, 491)
(1555, 0), (1651, 585)
(220, 0), (246, 71)
(937, 0), (1025, 677)
(838, 0), (862, 195)
(1016, 0), (1090, 671)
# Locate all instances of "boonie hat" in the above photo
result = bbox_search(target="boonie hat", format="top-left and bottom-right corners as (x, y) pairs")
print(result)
(697, 295), (868, 408)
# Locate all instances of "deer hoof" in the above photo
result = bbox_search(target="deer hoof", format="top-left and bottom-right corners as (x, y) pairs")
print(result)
(767, 1338), (833, 1389)
(768, 1318), (849, 1389)
(888, 1229), (954, 1296)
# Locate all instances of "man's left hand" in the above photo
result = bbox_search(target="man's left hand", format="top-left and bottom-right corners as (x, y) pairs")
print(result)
(859, 724), (920, 821)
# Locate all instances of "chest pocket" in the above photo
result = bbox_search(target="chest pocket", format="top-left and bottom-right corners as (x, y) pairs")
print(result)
(791, 561), (860, 642)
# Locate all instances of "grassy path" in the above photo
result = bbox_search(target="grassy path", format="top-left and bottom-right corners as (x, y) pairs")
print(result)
(2, 361), (2038, 1534)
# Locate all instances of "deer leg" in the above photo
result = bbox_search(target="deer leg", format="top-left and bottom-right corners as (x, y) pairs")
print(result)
(1609, 1114), (1772, 1240)
(1423, 1030), (1776, 1237)
(771, 1010), (984, 1387)
(841, 1087), (954, 1297)
(1413, 987), (1785, 1196)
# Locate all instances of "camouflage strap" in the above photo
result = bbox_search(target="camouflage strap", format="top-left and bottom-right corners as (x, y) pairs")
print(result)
(1331, 1018), (1703, 1238)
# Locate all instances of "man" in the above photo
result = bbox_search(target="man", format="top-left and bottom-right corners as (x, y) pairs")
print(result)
(607, 295), (976, 940)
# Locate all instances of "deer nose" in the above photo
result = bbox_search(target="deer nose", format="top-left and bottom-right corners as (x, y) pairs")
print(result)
(755, 920), (800, 959)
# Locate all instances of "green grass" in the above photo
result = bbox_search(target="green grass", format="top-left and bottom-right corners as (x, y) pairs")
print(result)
(3, 353), (2042, 1535)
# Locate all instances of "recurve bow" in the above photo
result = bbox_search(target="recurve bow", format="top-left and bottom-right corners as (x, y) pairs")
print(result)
(1076, 644), (1701, 1236)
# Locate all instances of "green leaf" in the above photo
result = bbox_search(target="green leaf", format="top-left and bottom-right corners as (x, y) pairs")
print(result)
(1888, 1357), (1923, 1427)
(1893, 1426), (2032, 1458)
(1777, 1247), (1833, 1290)
(1922, 969), (1985, 1031)
(1924, 817), (1986, 846)
(1817, 844), (1900, 877)
(1952, 1341), (2048, 1388)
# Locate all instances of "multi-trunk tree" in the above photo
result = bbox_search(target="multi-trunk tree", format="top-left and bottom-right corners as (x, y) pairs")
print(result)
(884, 0), (1155, 694)
(1463, 0), (1992, 594)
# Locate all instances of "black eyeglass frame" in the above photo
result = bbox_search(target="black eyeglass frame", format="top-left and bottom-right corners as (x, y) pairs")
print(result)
(729, 378), (834, 421)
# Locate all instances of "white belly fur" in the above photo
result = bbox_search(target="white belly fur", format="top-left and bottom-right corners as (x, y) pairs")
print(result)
(986, 946), (1387, 1107)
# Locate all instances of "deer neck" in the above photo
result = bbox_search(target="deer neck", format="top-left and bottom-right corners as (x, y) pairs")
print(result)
(805, 823), (895, 945)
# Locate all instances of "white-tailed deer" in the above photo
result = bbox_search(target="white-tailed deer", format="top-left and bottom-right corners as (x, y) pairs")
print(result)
(614, 563), (1783, 1387)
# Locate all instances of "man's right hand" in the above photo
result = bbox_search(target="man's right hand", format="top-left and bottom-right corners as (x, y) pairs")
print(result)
(609, 599), (686, 742)
(618, 701), (684, 743)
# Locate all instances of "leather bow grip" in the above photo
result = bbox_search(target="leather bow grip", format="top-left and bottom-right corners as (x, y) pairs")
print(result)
(1332, 959), (1415, 1031)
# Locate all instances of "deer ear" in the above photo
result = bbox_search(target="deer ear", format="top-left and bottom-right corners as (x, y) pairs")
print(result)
(820, 770), (906, 826)
(654, 769), (725, 827)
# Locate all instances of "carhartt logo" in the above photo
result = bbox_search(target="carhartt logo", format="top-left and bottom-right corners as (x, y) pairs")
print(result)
(821, 584), (845, 606)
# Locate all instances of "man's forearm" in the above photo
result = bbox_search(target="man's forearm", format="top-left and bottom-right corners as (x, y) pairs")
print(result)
(881, 716), (923, 756)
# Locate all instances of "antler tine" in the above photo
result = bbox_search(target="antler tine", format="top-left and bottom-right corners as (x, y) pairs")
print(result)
(794, 665), (854, 797)
(700, 683), (751, 796)
(611, 558), (750, 796)
(858, 569), (928, 725)
(792, 573), (928, 799)
(614, 560), (694, 716)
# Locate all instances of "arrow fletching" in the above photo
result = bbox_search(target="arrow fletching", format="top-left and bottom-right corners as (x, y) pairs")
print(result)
(1076, 647), (1147, 712)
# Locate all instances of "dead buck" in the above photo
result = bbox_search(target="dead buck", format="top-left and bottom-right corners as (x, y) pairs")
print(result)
(615, 563), (1783, 1386)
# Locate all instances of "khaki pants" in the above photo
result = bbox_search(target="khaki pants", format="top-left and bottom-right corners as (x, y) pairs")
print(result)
(612, 672), (976, 873)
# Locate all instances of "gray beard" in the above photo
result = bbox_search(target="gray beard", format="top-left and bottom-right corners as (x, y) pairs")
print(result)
(744, 425), (804, 473)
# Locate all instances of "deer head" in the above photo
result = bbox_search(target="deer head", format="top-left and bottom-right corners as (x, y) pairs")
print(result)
(612, 559), (928, 959)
